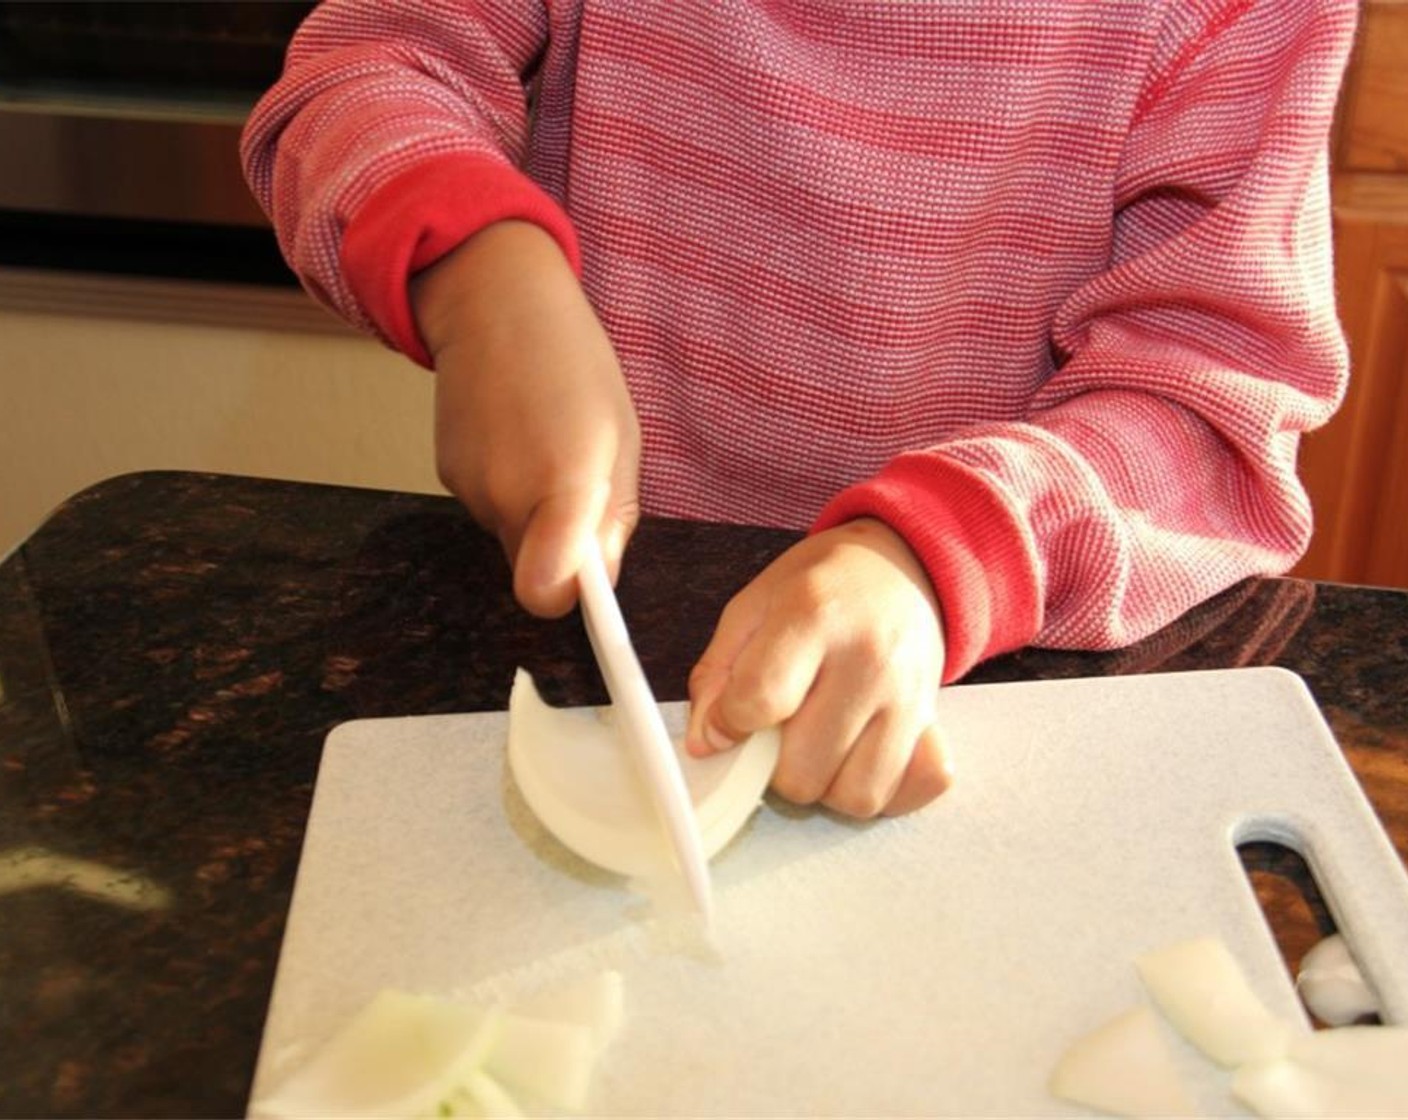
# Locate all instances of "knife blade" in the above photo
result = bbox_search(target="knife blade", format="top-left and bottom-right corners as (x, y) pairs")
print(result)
(577, 544), (714, 928)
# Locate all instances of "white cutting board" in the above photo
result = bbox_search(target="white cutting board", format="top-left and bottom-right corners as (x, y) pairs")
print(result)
(249, 667), (1408, 1117)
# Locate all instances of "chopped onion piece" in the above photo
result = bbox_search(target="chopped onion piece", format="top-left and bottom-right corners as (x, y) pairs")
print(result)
(1049, 1005), (1200, 1118)
(1233, 1030), (1408, 1120)
(1135, 937), (1292, 1067)
(507, 668), (779, 877)
(508, 969), (624, 1055)
(250, 990), (500, 1119)
(461, 1070), (525, 1118)
(484, 1011), (599, 1112)
(251, 969), (628, 1118)
(1233, 1059), (1331, 1119)
(1296, 933), (1381, 1026)
(1289, 1025), (1408, 1091)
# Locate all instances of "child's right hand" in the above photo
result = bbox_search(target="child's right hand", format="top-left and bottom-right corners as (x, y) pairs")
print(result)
(411, 221), (642, 618)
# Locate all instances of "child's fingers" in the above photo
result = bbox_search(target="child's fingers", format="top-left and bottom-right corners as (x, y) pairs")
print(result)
(688, 592), (767, 689)
(683, 661), (729, 758)
(596, 493), (640, 585)
(812, 707), (914, 819)
(684, 589), (771, 753)
(512, 484), (611, 618)
(881, 723), (952, 817)
(711, 622), (826, 743)
(508, 461), (641, 618)
(596, 430), (643, 583)
(684, 522), (949, 820)
(768, 661), (881, 805)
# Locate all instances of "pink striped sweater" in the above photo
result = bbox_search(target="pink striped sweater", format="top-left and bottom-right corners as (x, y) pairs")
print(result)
(241, 0), (1356, 681)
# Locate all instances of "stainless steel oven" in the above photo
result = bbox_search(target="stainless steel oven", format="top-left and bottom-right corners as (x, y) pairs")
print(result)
(0, 2), (315, 283)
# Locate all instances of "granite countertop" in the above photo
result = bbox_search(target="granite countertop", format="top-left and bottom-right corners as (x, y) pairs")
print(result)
(1, 471), (1405, 1118)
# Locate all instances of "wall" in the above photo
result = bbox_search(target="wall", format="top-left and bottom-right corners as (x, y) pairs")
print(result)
(0, 281), (442, 558)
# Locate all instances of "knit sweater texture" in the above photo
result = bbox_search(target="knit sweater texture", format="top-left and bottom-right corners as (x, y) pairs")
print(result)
(241, 0), (1356, 681)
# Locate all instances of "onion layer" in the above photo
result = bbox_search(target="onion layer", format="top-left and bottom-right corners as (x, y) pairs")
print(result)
(1049, 1005), (1198, 1118)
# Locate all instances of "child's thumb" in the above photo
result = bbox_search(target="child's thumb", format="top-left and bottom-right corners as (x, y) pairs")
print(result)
(512, 485), (610, 618)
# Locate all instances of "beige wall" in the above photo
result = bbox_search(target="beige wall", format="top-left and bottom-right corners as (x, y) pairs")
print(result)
(1, 295), (443, 558)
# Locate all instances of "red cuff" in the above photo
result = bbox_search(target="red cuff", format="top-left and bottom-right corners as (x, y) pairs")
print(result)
(812, 454), (1042, 682)
(340, 152), (581, 368)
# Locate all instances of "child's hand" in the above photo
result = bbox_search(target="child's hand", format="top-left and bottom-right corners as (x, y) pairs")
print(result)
(685, 519), (951, 818)
(412, 221), (641, 617)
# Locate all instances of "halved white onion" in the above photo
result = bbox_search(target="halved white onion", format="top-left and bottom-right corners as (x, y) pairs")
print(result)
(1048, 1005), (1199, 1118)
(1296, 933), (1381, 1026)
(250, 990), (500, 1119)
(1135, 936), (1292, 1067)
(507, 668), (779, 877)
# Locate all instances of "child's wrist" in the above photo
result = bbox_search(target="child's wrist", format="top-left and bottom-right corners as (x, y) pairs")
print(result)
(410, 220), (573, 360)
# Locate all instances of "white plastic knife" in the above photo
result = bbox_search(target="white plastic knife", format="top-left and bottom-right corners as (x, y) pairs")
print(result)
(577, 544), (714, 928)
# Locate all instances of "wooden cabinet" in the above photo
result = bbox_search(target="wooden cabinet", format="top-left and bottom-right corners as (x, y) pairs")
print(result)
(1295, 0), (1408, 586)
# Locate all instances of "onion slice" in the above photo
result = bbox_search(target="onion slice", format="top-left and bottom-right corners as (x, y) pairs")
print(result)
(507, 969), (624, 1054)
(250, 990), (500, 1119)
(484, 1013), (598, 1112)
(1288, 1023), (1408, 1083)
(1049, 1005), (1199, 1118)
(507, 668), (779, 877)
(252, 971), (628, 1118)
(1233, 1029), (1408, 1118)
(460, 1070), (525, 1118)
(1135, 937), (1292, 1067)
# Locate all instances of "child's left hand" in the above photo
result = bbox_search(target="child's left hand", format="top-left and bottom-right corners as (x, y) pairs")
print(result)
(684, 518), (951, 818)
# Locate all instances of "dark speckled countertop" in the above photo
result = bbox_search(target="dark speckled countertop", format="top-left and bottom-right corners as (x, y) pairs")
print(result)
(1, 471), (1405, 1118)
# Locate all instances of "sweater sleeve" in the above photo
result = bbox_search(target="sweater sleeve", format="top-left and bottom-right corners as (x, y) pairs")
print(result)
(815, 0), (1356, 682)
(239, 0), (579, 367)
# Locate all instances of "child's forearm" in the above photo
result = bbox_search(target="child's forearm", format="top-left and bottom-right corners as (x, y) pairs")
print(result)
(410, 220), (642, 618)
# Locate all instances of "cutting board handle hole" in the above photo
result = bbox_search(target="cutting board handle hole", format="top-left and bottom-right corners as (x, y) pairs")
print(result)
(1235, 837), (1378, 1026)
